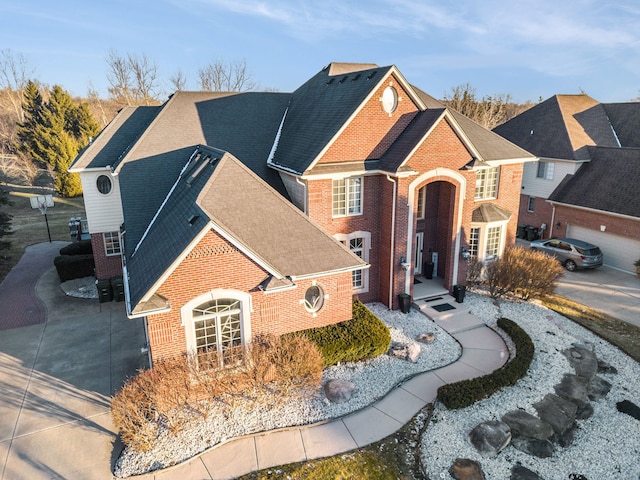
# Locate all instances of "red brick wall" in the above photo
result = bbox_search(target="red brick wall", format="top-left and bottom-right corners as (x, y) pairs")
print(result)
(552, 204), (640, 239)
(90, 233), (123, 279)
(319, 74), (419, 164)
(518, 194), (554, 240)
(146, 229), (354, 363)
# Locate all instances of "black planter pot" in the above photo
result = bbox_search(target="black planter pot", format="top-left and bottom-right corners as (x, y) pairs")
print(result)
(423, 262), (434, 279)
(399, 294), (411, 314)
(453, 285), (466, 303)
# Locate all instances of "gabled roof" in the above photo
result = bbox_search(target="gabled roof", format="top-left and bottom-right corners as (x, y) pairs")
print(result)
(471, 203), (512, 223)
(126, 145), (366, 313)
(70, 106), (160, 171)
(115, 91), (291, 255)
(548, 146), (640, 219)
(603, 102), (640, 148)
(493, 94), (619, 161)
(269, 63), (421, 175)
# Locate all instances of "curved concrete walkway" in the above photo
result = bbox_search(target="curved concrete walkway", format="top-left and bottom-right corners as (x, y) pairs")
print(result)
(137, 298), (509, 480)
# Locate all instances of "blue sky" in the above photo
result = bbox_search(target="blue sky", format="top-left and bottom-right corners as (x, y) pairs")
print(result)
(1, 0), (639, 103)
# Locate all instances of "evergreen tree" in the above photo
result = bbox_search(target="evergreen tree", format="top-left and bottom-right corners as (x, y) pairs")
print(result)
(0, 188), (13, 252)
(16, 83), (99, 197)
(16, 80), (44, 162)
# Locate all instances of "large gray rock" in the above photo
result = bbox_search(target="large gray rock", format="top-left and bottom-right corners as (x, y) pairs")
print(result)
(563, 345), (598, 380)
(323, 379), (356, 403)
(554, 373), (590, 410)
(467, 420), (511, 457)
(502, 410), (554, 440)
(416, 332), (436, 344)
(597, 359), (618, 375)
(533, 393), (577, 435)
(588, 375), (612, 401)
(387, 341), (421, 363)
(449, 458), (485, 480)
(553, 421), (577, 448)
(511, 465), (544, 480)
(511, 436), (555, 458)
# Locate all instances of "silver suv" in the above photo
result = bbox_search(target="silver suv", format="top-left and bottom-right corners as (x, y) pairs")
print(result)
(529, 238), (603, 271)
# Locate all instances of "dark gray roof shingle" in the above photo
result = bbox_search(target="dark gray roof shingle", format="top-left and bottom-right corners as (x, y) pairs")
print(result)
(548, 146), (640, 218)
(603, 102), (640, 148)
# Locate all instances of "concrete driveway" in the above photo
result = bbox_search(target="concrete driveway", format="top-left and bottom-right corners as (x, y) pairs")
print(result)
(555, 265), (640, 328)
(0, 243), (148, 480)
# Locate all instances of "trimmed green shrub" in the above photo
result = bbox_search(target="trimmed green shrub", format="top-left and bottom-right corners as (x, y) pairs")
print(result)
(296, 299), (391, 367)
(436, 318), (534, 409)
(59, 239), (93, 256)
(53, 254), (95, 282)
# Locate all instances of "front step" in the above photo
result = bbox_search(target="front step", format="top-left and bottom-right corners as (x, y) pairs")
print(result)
(413, 294), (469, 320)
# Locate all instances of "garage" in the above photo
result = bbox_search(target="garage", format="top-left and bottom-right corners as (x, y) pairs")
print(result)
(567, 225), (640, 273)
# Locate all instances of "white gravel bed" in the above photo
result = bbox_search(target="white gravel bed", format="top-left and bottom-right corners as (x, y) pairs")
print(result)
(115, 302), (461, 477)
(421, 291), (640, 480)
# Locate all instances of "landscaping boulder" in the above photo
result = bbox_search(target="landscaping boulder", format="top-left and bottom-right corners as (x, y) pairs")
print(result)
(449, 458), (485, 480)
(511, 436), (554, 458)
(597, 359), (618, 375)
(532, 393), (577, 435)
(575, 402), (594, 420)
(587, 375), (612, 401)
(553, 421), (578, 448)
(511, 464), (544, 480)
(502, 410), (554, 441)
(323, 379), (356, 404)
(467, 420), (511, 457)
(554, 374), (590, 410)
(387, 341), (420, 363)
(563, 345), (598, 380)
(416, 332), (436, 344)
(616, 399), (640, 421)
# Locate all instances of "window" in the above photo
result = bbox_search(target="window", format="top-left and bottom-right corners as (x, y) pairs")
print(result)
(103, 231), (121, 256)
(335, 231), (370, 293)
(536, 161), (554, 180)
(468, 227), (480, 258)
(304, 285), (324, 313)
(416, 186), (426, 219)
(332, 177), (362, 217)
(474, 167), (499, 200)
(96, 175), (112, 195)
(485, 225), (502, 259)
(381, 86), (398, 114)
(192, 298), (243, 369)
(527, 196), (535, 212)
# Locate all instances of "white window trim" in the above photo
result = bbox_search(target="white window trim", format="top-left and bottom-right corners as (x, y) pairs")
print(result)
(469, 220), (508, 262)
(527, 196), (535, 212)
(181, 289), (252, 357)
(474, 166), (500, 201)
(536, 161), (554, 180)
(334, 231), (370, 294)
(103, 231), (122, 256)
(332, 176), (363, 218)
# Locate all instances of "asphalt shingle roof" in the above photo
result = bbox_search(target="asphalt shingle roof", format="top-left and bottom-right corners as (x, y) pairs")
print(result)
(127, 145), (365, 310)
(603, 102), (640, 148)
(493, 94), (618, 160)
(548, 146), (640, 218)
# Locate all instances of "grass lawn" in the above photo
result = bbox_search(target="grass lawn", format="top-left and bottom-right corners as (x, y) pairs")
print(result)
(0, 184), (86, 282)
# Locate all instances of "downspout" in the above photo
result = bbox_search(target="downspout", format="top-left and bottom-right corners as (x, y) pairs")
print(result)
(386, 175), (397, 309)
(549, 202), (556, 238)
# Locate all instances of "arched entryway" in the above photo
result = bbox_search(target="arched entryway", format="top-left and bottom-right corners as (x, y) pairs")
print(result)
(405, 169), (466, 294)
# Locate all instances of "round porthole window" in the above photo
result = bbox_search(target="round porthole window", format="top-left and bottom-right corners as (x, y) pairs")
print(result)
(304, 285), (324, 313)
(382, 86), (398, 114)
(96, 175), (112, 195)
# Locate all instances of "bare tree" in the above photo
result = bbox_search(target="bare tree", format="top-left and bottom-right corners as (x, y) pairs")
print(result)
(169, 69), (188, 92)
(106, 50), (160, 106)
(198, 59), (256, 92)
(0, 49), (34, 123)
(443, 83), (513, 130)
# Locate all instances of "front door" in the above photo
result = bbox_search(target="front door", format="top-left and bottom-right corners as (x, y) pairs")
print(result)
(414, 232), (424, 275)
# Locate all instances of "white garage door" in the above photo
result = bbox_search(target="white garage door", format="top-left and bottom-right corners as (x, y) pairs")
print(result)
(567, 225), (640, 273)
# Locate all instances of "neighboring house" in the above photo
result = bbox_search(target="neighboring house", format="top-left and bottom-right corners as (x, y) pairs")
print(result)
(493, 94), (640, 273)
(70, 62), (533, 365)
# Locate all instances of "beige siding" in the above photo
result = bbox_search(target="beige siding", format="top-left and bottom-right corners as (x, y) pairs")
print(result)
(568, 225), (640, 273)
(80, 171), (124, 233)
(521, 159), (583, 199)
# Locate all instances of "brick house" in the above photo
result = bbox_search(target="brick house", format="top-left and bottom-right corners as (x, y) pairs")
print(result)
(70, 63), (533, 365)
(494, 94), (640, 272)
